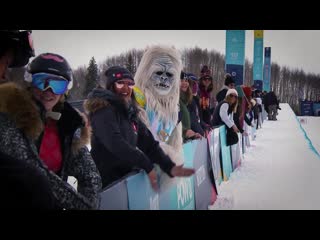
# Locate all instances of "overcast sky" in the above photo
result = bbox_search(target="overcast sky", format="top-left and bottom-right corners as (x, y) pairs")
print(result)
(31, 30), (320, 75)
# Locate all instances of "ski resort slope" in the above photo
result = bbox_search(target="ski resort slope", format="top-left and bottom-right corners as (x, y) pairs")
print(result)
(210, 103), (320, 210)
(297, 116), (320, 155)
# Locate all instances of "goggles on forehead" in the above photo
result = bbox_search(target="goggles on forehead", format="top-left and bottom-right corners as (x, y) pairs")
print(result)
(114, 80), (135, 89)
(32, 72), (69, 95)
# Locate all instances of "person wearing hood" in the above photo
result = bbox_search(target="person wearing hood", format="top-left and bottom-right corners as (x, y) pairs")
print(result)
(0, 52), (102, 210)
(84, 66), (195, 190)
(216, 74), (236, 103)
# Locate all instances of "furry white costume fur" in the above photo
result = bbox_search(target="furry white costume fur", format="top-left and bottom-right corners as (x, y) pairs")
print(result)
(134, 45), (184, 181)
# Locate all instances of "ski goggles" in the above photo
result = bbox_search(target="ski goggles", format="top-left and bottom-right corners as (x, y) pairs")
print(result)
(32, 72), (69, 95)
(114, 80), (135, 89)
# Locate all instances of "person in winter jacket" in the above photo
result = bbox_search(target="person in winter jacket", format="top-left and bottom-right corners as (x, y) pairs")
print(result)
(212, 89), (239, 134)
(234, 101), (254, 135)
(84, 66), (195, 190)
(251, 99), (260, 129)
(216, 74), (236, 103)
(264, 91), (279, 120)
(179, 71), (203, 141)
(198, 65), (216, 126)
(0, 30), (57, 209)
(0, 52), (102, 210)
(187, 72), (211, 136)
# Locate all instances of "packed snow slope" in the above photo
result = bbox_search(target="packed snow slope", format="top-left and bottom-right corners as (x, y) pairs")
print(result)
(297, 116), (320, 155)
(210, 103), (320, 210)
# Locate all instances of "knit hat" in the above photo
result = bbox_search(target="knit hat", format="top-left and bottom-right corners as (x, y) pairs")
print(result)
(186, 73), (197, 81)
(225, 74), (235, 86)
(180, 71), (187, 80)
(226, 89), (238, 97)
(105, 66), (134, 89)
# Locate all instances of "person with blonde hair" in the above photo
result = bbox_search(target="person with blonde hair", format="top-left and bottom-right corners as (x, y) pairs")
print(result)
(212, 89), (239, 133)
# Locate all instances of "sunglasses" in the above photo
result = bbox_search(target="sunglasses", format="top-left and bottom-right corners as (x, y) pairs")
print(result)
(230, 94), (238, 98)
(32, 73), (69, 95)
(114, 80), (135, 89)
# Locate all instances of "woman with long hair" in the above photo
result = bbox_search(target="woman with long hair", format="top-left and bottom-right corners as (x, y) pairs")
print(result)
(84, 66), (194, 190)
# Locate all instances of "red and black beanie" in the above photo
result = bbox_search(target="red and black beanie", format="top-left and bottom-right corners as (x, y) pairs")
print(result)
(105, 66), (134, 89)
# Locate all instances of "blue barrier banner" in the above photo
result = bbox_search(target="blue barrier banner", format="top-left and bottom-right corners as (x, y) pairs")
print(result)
(253, 80), (263, 92)
(231, 133), (242, 171)
(226, 64), (244, 87)
(158, 143), (195, 210)
(313, 103), (320, 116)
(242, 135), (246, 154)
(263, 47), (271, 92)
(253, 30), (264, 89)
(99, 179), (129, 210)
(192, 138), (216, 209)
(239, 132), (243, 155)
(225, 30), (245, 86)
(251, 121), (257, 141)
(244, 122), (251, 148)
(219, 125), (232, 181)
(208, 128), (222, 189)
(300, 100), (314, 116)
(127, 171), (160, 210)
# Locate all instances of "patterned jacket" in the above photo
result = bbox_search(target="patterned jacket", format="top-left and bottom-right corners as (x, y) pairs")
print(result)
(0, 83), (102, 209)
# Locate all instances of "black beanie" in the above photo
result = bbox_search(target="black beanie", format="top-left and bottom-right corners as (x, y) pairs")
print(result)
(180, 71), (187, 80)
(224, 75), (235, 86)
(105, 66), (134, 89)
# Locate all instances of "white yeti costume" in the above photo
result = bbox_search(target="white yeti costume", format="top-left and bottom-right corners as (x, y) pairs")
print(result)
(134, 45), (184, 186)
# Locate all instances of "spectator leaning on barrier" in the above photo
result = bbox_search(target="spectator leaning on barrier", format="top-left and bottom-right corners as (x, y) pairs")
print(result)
(234, 100), (254, 135)
(198, 65), (215, 127)
(187, 72), (211, 136)
(0, 52), (102, 210)
(212, 89), (239, 132)
(212, 89), (239, 145)
(179, 71), (203, 141)
(251, 98), (260, 129)
(84, 66), (195, 190)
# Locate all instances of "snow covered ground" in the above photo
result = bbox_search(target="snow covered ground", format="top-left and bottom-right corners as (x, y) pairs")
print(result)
(210, 103), (320, 210)
(297, 116), (320, 154)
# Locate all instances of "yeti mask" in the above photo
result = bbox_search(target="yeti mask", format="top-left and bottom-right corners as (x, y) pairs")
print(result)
(150, 55), (175, 96)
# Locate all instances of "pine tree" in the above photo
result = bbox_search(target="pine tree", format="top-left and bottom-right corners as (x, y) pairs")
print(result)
(83, 57), (99, 97)
(126, 52), (135, 74)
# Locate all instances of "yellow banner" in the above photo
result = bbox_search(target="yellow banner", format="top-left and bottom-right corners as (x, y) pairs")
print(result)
(254, 30), (264, 38)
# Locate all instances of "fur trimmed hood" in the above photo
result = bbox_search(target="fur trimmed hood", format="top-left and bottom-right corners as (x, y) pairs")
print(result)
(84, 88), (139, 123)
(0, 82), (90, 153)
(0, 82), (43, 140)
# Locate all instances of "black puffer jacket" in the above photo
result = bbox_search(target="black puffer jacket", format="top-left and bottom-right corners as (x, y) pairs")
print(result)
(84, 89), (175, 189)
(0, 83), (102, 210)
(187, 97), (205, 136)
